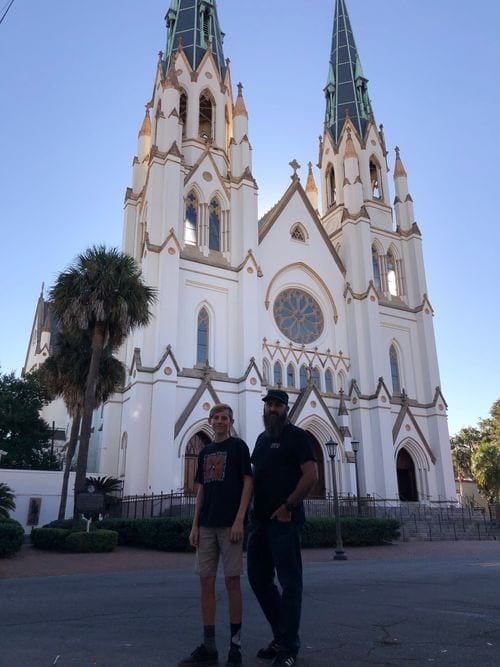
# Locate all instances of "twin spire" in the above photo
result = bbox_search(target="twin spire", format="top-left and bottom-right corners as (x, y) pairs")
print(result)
(325, 0), (373, 142)
(163, 0), (226, 79)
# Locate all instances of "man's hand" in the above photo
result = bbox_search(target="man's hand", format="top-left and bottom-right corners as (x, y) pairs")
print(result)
(230, 518), (244, 542)
(270, 504), (292, 522)
(189, 526), (200, 547)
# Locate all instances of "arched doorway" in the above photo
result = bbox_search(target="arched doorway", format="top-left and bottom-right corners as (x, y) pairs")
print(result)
(307, 432), (325, 498)
(184, 431), (210, 494)
(396, 448), (418, 501)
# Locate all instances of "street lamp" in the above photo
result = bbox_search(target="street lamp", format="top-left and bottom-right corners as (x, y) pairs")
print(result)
(325, 439), (347, 561)
(351, 439), (362, 516)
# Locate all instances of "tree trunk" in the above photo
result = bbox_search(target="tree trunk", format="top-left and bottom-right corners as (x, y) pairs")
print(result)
(58, 408), (81, 521)
(73, 325), (105, 517)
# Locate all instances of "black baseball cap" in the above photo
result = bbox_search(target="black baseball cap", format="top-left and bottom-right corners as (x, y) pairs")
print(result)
(262, 389), (289, 406)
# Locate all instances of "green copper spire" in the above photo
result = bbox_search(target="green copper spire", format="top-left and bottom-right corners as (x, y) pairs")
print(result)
(163, 0), (226, 78)
(325, 0), (373, 142)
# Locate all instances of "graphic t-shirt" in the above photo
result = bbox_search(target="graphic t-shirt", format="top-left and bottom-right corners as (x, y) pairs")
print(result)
(195, 437), (252, 527)
(251, 423), (315, 523)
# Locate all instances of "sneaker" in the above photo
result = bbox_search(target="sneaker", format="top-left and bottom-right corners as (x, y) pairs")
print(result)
(271, 652), (297, 666)
(226, 643), (242, 666)
(177, 644), (219, 666)
(256, 640), (280, 660)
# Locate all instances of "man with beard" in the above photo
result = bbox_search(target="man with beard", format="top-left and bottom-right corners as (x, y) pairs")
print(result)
(247, 389), (318, 666)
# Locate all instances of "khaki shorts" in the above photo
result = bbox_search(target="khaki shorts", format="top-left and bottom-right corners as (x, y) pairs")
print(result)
(196, 526), (243, 577)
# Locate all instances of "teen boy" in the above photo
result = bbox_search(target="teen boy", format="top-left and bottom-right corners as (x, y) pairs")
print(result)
(178, 404), (253, 667)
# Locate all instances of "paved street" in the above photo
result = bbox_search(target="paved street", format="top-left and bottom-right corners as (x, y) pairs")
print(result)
(0, 542), (499, 666)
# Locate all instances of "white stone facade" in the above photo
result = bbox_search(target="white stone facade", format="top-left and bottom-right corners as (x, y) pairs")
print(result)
(93, 5), (456, 505)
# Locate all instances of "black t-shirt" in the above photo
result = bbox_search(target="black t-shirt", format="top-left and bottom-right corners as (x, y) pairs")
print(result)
(195, 437), (252, 528)
(251, 423), (316, 523)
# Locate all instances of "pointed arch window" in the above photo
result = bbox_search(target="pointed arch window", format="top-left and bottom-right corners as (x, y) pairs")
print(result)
(273, 361), (283, 387)
(209, 198), (221, 251)
(199, 91), (214, 141)
(299, 365), (308, 389)
(327, 165), (336, 207)
(390, 344), (401, 394)
(179, 91), (187, 136)
(185, 190), (198, 245)
(369, 158), (383, 200)
(312, 366), (321, 390)
(196, 307), (209, 365)
(287, 363), (295, 388)
(325, 369), (334, 394)
(372, 245), (382, 290)
(263, 359), (271, 384)
(387, 249), (398, 296)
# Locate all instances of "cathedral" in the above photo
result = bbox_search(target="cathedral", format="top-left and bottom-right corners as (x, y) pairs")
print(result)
(26, 0), (456, 503)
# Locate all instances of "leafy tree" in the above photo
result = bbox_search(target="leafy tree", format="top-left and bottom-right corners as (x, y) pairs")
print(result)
(0, 482), (15, 519)
(0, 371), (60, 469)
(471, 442), (500, 504)
(86, 475), (123, 514)
(450, 426), (483, 478)
(37, 331), (125, 519)
(49, 246), (156, 504)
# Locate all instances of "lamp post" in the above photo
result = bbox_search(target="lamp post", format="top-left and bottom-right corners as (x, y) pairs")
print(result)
(351, 439), (362, 516)
(326, 439), (347, 561)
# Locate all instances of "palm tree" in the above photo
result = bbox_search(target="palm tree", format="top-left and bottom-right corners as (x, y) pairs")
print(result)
(38, 330), (126, 519)
(0, 482), (15, 519)
(49, 246), (156, 507)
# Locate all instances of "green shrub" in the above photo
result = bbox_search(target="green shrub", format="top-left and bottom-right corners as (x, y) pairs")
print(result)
(100, 517), (194, 551)
(65, 530), (118, 553)
(0, 518), (25, 557)
(44, 518), (88, 532)
(31, 527), (70, 551)
(301, 517), (400, 548)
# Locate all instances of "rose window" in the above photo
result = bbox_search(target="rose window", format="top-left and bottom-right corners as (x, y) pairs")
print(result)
(273, 289), (324, 344)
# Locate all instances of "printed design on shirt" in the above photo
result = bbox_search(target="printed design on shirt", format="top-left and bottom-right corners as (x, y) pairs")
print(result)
(203, 451), (227, 483)
(271, 442), (281, 449)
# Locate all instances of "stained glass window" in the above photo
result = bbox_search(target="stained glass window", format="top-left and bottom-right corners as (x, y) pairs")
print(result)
(325, 369), (334, 393)
(209, 198), (221, 251)
(390, 344), (401, 393)
(273, 288), (324, 344)
(299, 365), (307, 389)
(185, 191), (197, 245)
(312, 367), (321, 390)
(197, 308), (209, 364)
(387, 250), (398, 296)
(287, 363), (295, 388)
(372, 246), (381, 290)
(273, 361), (283, 386)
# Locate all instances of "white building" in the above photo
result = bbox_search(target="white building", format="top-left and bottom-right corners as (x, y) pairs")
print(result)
(26, 0), (456, 504)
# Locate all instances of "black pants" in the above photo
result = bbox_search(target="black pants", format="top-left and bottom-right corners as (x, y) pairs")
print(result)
(247, 518), (303, 656)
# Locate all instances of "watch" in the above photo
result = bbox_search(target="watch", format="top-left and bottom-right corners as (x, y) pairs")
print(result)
(284, 501), (295, 513)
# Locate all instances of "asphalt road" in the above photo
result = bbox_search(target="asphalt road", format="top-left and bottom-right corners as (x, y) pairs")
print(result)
(1, 548), (499, 666)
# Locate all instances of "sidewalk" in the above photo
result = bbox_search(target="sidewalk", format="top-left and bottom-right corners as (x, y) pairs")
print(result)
(1, 539), (498, 580)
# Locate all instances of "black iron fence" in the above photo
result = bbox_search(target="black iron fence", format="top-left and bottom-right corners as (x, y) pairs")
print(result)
(111, 491), (197, 520)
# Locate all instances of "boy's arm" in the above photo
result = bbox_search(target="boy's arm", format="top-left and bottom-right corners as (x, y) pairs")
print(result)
(189, 484), (204, 547)
(230, 474), (253, 542)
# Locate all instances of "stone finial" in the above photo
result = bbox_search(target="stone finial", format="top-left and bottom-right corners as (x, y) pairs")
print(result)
(233, 82), (248, 118)
(139, 105), (152, 137)
(305, 162), (318, 194)
(394, 145), (407, 178)
(289, 159), (301, 180)
(345, 128), (357, 159)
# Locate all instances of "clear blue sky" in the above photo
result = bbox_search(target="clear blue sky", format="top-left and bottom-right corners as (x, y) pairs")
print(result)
(1, 0), (499, 436)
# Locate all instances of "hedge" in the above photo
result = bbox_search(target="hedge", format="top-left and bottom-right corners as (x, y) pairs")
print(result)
(301, 517), (400, 547)
(0, 518), (25, 558)
(100, 516), (400, 551)
(65, 530), (118, 553)
(101, 518), (194, 552)
(31, 527), (71, 551)
(31, 526), (119, 553)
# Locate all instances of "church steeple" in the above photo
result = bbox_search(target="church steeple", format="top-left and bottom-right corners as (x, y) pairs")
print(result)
(325, 0), (373, 142)
(163, 0), (226, 78)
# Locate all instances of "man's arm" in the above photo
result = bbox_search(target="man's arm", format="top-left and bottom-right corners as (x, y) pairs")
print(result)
(230, 474), (253, 542)
(189, 483), (204, 547)
(270, 460), (318, 521)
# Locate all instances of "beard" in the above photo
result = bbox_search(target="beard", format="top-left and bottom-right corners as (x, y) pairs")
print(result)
(263, 411), (288, 439)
